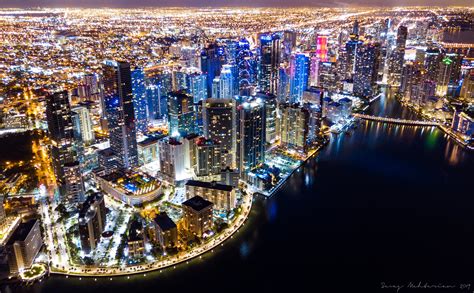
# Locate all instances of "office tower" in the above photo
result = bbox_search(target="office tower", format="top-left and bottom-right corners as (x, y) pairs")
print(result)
(131, 68), (148, 132)
(387, 25), (408, 86)
(78, 193), (106, 254)
(212, 77), (221, 98)
(167, 91), (195, 137)
(256, 93), (278, 146)
(460, 70), (474, 102)
(353, 42), (381, 98)
(238, 98), (266, 174)
(424, 47), (443, 83)
(182, 195), (214, 238)
(279, 103), (310, 152)
(316, 35), (329, 62)
(236, 38), (255, 96)
(282, 31), (297, 62)
(304, 103), (323, 143)
(436, 53), (463, 97)
(344, 35), (363, 79)
(194, 137), (222, 177)
(217, 64), (237, 99)
(158, 137), (187, 181)
(400, 61), (425, 102)
(5, 219), (43, 274)
(289, 53), (310, 103)
(71, 106), (95, 145)
(63, 161), (85, 204)
(152, 212), (178, 250)
(258, 34), (281, 94)
(202, 98), (237, 168)
(318, 61), (338, 92)
(103, 60), (139, 169)
(201, 43), (225, 98)
(146, 69), (173, 119)
(46, 91), (77, 193)
(188, 73), (208, 103)
(185, 180), (236, 211)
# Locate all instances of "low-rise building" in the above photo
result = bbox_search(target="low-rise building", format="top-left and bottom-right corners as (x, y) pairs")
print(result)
(182, 196), (213, 238)
(185, 180), (236, 211)
(152, 212), (178, 250)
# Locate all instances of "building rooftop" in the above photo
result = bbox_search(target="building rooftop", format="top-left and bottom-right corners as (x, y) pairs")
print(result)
(182, 195), (214, 211)
(7, 219), (38, 245)
(186, 180), (233, 192)
(154, 212), (176, 231)
(138, 136), (162, 147)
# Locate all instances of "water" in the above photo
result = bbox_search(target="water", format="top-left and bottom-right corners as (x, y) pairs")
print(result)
(7, 93), (474, 292)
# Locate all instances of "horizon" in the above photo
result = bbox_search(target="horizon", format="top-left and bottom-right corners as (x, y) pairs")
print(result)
(0, 0), (473, 9)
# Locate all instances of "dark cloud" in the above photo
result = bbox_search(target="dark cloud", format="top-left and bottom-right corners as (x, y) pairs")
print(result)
(0, 0), (472, 8)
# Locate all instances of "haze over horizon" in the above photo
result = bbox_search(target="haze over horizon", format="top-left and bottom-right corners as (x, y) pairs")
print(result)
(0, 0), (473, 8)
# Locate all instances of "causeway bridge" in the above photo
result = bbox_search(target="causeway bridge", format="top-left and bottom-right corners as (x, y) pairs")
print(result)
(353, 113), (439, 127)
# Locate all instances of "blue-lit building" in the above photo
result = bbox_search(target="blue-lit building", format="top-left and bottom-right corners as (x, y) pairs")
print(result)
(188, 73), (208, 103)
(132, 68), (148, 132)
(258, 34), (280, 94)
(167, 91), (195, 137)
(201, 43), (225, 98)
(236, 38), (255, 96)
(289, 53), (310, 103)
(146, 71), (172, 120)
(103, 60), (139, 169)
(238, 98), (266, 174)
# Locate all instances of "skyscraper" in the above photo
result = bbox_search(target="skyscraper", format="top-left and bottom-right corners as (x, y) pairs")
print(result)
(353, 42), (381, 98)
(238, 98), (266, 174)
(201, 43), (225, 98)
(289, 53), (310, 104)
(103, 60), (139, 169)
(46, 90), (77, 195)
(131, 68), (148, 132)
(188, 73), (208, 103)
(167, 91), (195, 137)
(78, 193), (106, 254)
(71, 106), (95, 145)
(194, 137), (222, 177)
(279, 103), (310, 152)
(258, 34), (281, 95)
(387, 25), (408, 86)
(202, 98), (237, 168)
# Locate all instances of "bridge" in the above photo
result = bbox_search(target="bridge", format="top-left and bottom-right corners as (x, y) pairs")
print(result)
(353, 113), (439, 127)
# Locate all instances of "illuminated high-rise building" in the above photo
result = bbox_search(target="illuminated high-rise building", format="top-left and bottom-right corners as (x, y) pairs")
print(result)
(78, 193), (106, 254)
(460, 70), (474, 103)
(289, 53), (310, 103)
(316, 35), (329, 62)
(103, 60), (139, 169)
(353, 42), (381, 98)
(436, 53), (463, 97)
(201, 43), (225, 98)
(344, 35), (363, 79)
(238, 98), (266, 174)
(424, 47), (443, 83)
(236, 39), (255, 96)
(194, 137), (222, 177)
(71, 106), (95, 145)
(188, 73), (208, 103)
(202, 98), (237, 168)
(279, 103), (310, 152)
(46, 90), (77, 195)
(258, 34), (281, 94)
(63, 161), (85, 204)
(168, 91), (195, 137)
(131, 68), (148, 132)
(256, 93), (278, 146)
(387, 25), (408, 86)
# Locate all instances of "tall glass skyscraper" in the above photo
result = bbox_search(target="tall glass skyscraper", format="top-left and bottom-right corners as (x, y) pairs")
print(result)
(353, 42), (381, 98)
(258, 34), (281, 95)
(131, 68), (148, 132)
(238, 98), (266, 174)
(289, 53), (310, 103)
(103, 60), (139, 169)
(167, 91), (195, 137)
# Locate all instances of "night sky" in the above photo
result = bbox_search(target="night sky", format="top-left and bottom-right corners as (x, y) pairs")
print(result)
(0, 0), (472, 8)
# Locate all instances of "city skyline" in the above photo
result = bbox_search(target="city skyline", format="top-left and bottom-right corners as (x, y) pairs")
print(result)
(0, 5), (472, 292)
(0, 0), (473, 8)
